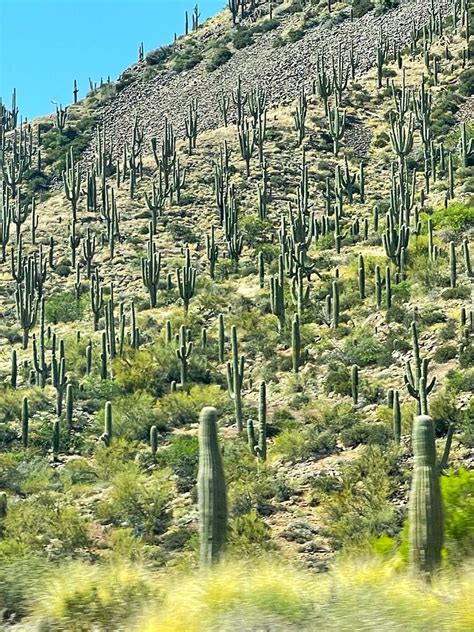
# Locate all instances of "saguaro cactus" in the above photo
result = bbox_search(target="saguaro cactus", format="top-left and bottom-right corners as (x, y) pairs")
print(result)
(176, 246), (197, 315)
(101, 401), (113, 446)
(408, 414), (443, 577)
(351, 364), (359, 405)
(404, 321), (436, 414)
(176, 324), (193, 386)
(150, 426), (158, 455)
(226, 325), (244, 432)
(393, 390), (401, 443)
(198, 407), (228, 567)
(247, 380), (267, 461)
(21, 396), (29, 448)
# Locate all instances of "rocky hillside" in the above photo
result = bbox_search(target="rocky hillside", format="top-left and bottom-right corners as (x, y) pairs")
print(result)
(0, 0), (473, 628)
(84, 0), (453, 161)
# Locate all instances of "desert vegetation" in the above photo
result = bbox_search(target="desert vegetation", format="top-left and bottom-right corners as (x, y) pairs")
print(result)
(0, 0), (473, 629)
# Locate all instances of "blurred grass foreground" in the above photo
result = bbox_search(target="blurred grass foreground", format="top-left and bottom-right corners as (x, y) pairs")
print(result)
(2, 555), (474, 630)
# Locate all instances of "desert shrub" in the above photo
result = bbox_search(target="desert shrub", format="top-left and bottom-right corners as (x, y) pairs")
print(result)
(446, 367), (474, 393)
(112, 346), (176, 396)
(429, 389), (462, 436)
(271, 426), (310, 461)
(433, 344), (458, 364)
(97, 391), (162, 441)
(343, 333), (391, 367)
(441, 469), (474, 560)
(430, 202), (474, 231)
(97, 464), (172, 538)
(374, 0), (399, 13)
(306, 427), (338, 455)
(4, 492), (90, 553)
(93, 438), (140, 480)
(146, 44), (173, 66)
(340, 422), (391, 448)
(207, 46), (233, 70)
(60, 457), (101, 491)
(321, 446), (397, 548)
(430, 88), (462, 137)
(352, 0), (374, 18)
(398, 469), (474, 565)
(324, 362), (352, 397)
(32, 562), (155, 631)
(0, 386), (48, 422)
(228, 511), (274, 556)
(233, 27), (254, 49)
(310, 473), (340, 506)
(155, 384), (226, 428)
(45, 291), (85, 324)
(419, 307), (446, 326)
(460, 345), (474, 368)
(172, 46), (203, 72)
(304, 400), (358, 434)
(441, 285), (471, 300)
(253, 18), (279, 33)
(287, 28), (305, 43)
(439, 319), (457, 341)
(459, 67), (474, 96)
(156, 435), (199, 490)
(0, 554), (49, 620)
(79, 376), (121, 407)
(0, 452), (55, 495)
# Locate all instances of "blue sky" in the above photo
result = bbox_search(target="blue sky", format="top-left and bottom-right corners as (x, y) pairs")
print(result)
(0, 0), (225, 121)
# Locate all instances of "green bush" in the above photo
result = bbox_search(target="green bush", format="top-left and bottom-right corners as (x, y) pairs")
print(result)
(156, 435), (199, 490)
(233, 28), (254, 49)
(459, 67), (474, 97)
(446, 367), (474, 393)
(374, 0), (399, 13)
(340, 422), (390, 448)
(321, 446), (397, 548)
(287, 28), (305, 43)
(154, 384), (226, 427)
(0, 554), (49, 620)
(352, 0), (374, 18)
(430, 202), (474, 231)
(45, 291), (85, 324)
(272, 426), (309, 461)
(253, 18), (279, 33)
(97, 464), (172, 538)
(460, 345), (474, 369)
(32, 562), (155, 631)
(0, 452), (54, 496)
(343, 333), (391, 367)
(433, 344), (458, 364)
(399, 469), (474, 564)
(228, 511), (275, 556)
(324, 362), (352, 397)
(146, 44), (173, 66)
(98, 391), (162, 441)
(0, 386), (48, 423)
(172, 46), (203, 72)
(4, 492), (90, 552)
(207, 46), (233, 71)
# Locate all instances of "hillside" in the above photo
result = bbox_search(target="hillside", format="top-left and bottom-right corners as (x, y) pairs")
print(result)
(0, 0), (474, 629)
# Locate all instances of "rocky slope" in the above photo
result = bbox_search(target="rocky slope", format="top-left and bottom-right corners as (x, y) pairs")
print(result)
(84, 0), (452, 161)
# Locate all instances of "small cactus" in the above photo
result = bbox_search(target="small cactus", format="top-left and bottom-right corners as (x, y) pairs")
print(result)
(21, 396), (29, 448)
(150, 425), (158, 455)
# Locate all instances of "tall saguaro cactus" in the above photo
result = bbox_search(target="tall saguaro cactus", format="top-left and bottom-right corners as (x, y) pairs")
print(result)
(408, 414), (443, 577)
(226, 325), (244, 432)
(198, 407), (228, 568)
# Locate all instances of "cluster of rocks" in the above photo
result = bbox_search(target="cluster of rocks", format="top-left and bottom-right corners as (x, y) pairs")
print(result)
(83, 0), (453, 165)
